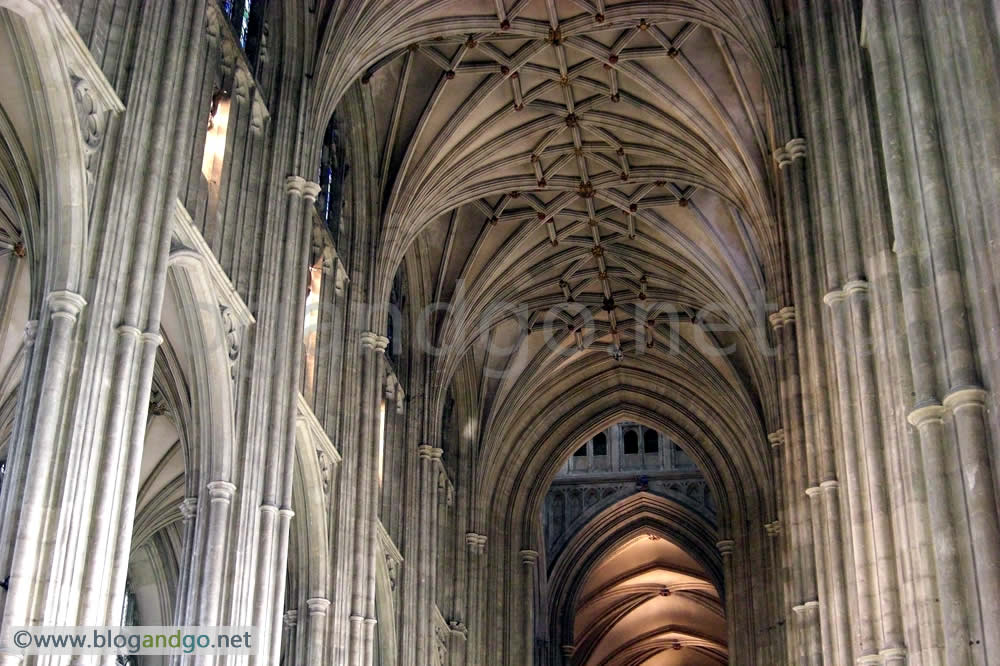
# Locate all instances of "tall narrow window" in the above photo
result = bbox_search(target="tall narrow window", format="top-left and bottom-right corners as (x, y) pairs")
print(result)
(643, 429), (659, 454)
(201, 91), (230, 209)
(317, 116), (347, 241)
(302, 261), (322, 397)
(592, 432), (608, 456)
(377, 400), (387, 486)
(623, 430), (639, 455)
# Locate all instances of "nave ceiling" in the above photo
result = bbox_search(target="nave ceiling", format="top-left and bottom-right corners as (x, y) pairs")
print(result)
(320, 0), (787, 492)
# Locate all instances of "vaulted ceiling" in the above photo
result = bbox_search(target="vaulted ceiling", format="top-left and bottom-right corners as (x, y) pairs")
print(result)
(344, 0), (783, 462)
(573, 533), (726, 665)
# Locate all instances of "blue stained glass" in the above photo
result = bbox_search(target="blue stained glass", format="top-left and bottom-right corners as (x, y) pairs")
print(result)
(239, 0), (252, 49)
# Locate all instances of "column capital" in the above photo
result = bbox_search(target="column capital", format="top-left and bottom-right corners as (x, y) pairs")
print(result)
(466, 533), (487, 553)
(907, 401), (946, 427)
(561, 645), (577, 657)
(843, 279), (870, 296)
(429, 447), (444, 461)
(792, 600), (819, 614)
(767, 429), (784, 447)
(773, 138), (806, 169)
(418, 444), (434, 459)
(206, 480), (236, 502)
(46, 290), (87, 320)
(301, 181), (322, 203)
(785, 137), (806, 161)
(942, 386), (987, 412)
(764, 521), (781, 537)
(716, 539), (735, 556)
(179, 497), (198, 520)
(287, 176), (321, 198)
(23, 320), (38, 344)
(880, 648), (908, 660)
(822, 289), (846, 307)
(283, 610), (297, 627)
(773, 145), (790, 169)
(306, 597), (330, 616)
(360, 331), (390, 352)
(805, 485), (822, 498)
(820, 479), (840, 491)
(519, 549), (539, 565)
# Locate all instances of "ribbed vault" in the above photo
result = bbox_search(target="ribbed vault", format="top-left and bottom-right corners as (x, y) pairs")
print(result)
(346, 0), (786, 470)
(548, 493), (726, 665)
(317, 2), (788, 662)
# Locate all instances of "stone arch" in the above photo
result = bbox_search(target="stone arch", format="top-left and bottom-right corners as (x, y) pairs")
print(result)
(477, 363), (769, 664)
(547, 493), (723, 663)
(373, 542), (399, 666)
(162, 252), (240, 488)
(0, 2), (101, 311)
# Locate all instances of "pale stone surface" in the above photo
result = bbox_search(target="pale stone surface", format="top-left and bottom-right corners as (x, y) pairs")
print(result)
(0, 1), (998, 665)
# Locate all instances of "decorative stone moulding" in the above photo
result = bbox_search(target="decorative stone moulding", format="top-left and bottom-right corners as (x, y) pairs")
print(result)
(46, 290), (87, 321)
(774, 138), (806, 169)
(942, 386), (987, 413)
(906, 402), (946, 427)
(465, 533), (487, 554)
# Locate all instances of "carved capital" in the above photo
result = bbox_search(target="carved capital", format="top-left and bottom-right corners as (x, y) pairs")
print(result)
(764, 521), (781, 537)
(767, 429), (785, 448)
(822, 289), (846, 307)
(785, 138), (806, 161)
(46, 290), (87, 321)
(179, 497), (198, 520)
(776, 138), (805, 168)
(466, 533), (487, 554)
(519, 549), (539, 565)
(23, 320), (39, 345)
(301, 181), (322, 203)
(843, 279), (870, 297)
(907, 402), (946, 427)
(772, 146), (790, 169)
(943, 386), (988, 413)
(207, 480), (236, 503)
(306, 598), (330, 616)
(285, 175), (308, 196)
